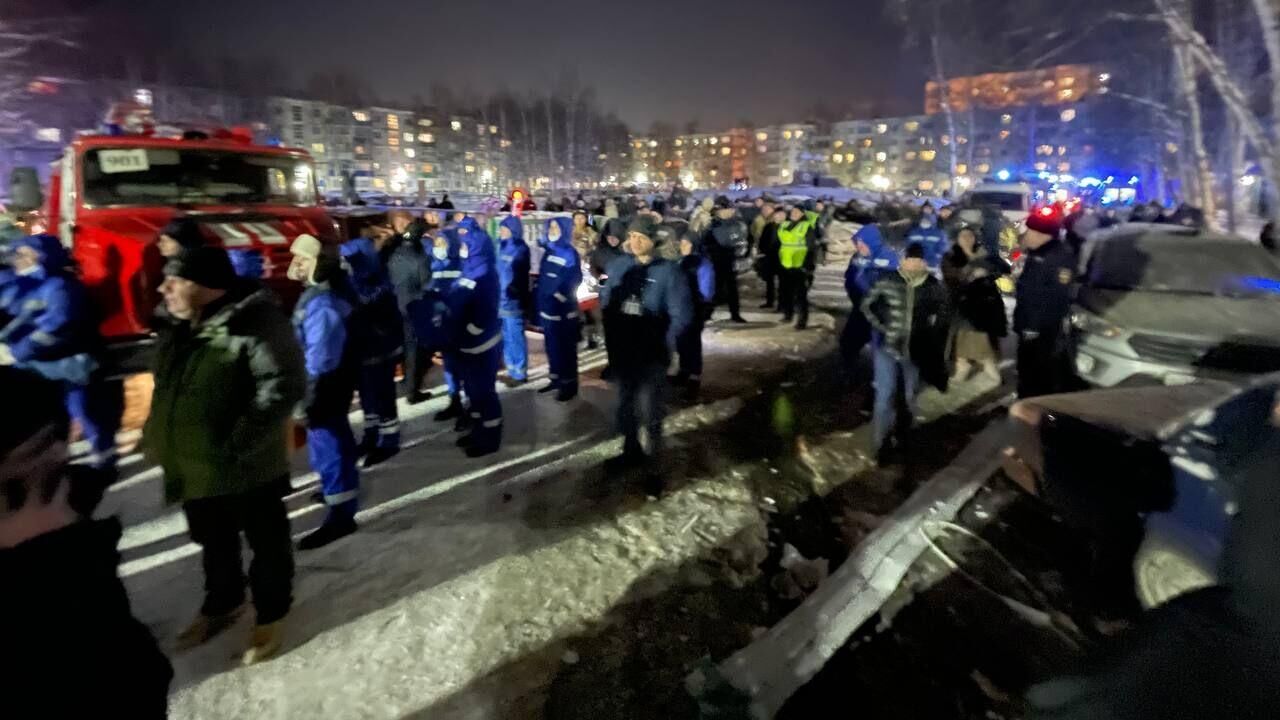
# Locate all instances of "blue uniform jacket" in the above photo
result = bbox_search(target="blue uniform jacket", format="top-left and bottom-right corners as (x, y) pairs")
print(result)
(905, 220), (948, 269)
(536, 217), (582, 321)
(497, 215), (531, 318)
(340, 237), (404, 364)
(0, 234), (99, 382)
(846, 224), (901, 301)
(680, 239), (716, 307)
(429, 228), (463, 294)
(293, 281), (355, 417)
(446, 218), (502, 355)
(601, 255), (694, 351)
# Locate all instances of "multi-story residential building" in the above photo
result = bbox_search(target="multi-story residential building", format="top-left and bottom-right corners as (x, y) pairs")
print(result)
(267, 97), (354, 192)
(750, 123), (815, 187)
(828, 115), (945, 192)
(925, 63), (1108, 115)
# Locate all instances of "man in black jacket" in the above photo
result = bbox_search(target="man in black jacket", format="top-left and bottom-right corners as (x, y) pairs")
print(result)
(1014, 210), (1075, 398)
(703, 196), (749, 323)
(1, 368), (172, 718)
(861, 243), (950, 463)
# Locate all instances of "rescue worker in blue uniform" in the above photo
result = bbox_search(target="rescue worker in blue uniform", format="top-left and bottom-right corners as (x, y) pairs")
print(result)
(536, 216), (582, 402)
(447, 217), (505, 458)
(601, 216), (693, 489)
(841, 223), (901, 365)
(497, 215), (531, 385)
(0, 234), (122, 489)
(905, 203), (948, 272)
(673, 229), (715, 397)
(340, 236), (404, 468)
(429, 225), (467, 424)
(1014, 210), (1076, 399)
(288, 234), (361, 549)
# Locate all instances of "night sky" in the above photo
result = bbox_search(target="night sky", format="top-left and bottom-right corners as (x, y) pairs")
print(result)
(116, 0), (924, 128)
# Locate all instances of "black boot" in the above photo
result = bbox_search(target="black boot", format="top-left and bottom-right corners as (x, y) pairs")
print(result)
(297, 517), (357, 551)
(362, 446), (399, 469)
(434, 395), (463, 422)
(455, 433), (474, 448)
(407, 390), (432, 405)
(556, 387), (578, 402)
(537, 382), (559, 394)
(356, 435), (376, 458)
(465, 443), (500, 459)
(454, 412), (472, 433)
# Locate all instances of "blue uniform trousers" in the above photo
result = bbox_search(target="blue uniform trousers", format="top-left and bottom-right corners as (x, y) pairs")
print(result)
(501, 314), (528, 381)
(459, 343), (503, 452)
(543, 316), (579, 394)
(65, 378), (123, 470)
(358, 358), (401, 450)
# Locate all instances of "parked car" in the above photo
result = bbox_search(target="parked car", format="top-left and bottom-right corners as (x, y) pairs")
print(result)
(1071, 224), (1280, 388)
(1003, 373), (1280, 609)
(967, 182), (1033, 225)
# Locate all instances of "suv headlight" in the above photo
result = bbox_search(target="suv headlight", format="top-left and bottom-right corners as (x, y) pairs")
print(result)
(1071, 310), (1124, 339)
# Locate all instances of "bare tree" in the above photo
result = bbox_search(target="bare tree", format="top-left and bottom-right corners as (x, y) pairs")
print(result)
(0, 13), (77, 145)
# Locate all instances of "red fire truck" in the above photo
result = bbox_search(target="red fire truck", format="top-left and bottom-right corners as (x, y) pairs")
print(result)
(42, 120), (337, 376)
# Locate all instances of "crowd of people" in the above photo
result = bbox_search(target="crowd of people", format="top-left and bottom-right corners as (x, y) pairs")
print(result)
(0, 176), (1238, 713)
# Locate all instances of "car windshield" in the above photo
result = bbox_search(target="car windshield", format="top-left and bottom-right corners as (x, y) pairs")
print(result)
(1087, 237), (1280, 297)
(969, 191), (1026, 212)
(81, 147), (316, 207)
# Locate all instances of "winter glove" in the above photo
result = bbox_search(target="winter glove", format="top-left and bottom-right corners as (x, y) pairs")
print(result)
(0, 343), (13, 366)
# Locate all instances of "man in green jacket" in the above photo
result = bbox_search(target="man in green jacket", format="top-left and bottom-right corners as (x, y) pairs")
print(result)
(144, 247), (306, 665)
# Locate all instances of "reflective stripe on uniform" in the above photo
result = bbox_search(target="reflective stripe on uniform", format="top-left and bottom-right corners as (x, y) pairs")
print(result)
(565, 311), (579, 319)
(482, 418), (503, 428)
(461, 332), (502, 354)
(457, 278), (477, 289)
(326, 490), (358, 505)
(467, 323), (484, 335)
(30, 330), (57, 346)
(437, 270), (462, 279)
(545, 255), (568, 266)
(540, 312), (561, 321)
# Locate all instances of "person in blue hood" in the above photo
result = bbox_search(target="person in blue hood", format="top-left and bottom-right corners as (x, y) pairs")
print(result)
(340, 236), (404, 468)
(446, 217), (504, 457)
(428, 225), (467, 425)
(0, 234), (122, 480)
(905, 202), (948, 271)
(536, 216), (582, 402)
(841, 223), (901, 368)
(672, 230), (715, 396)
(497, 215), (531, 384)
(288, 234), (361, 549)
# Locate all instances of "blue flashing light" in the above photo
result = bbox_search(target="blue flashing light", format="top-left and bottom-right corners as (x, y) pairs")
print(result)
(1080, 176), (1102, 188)
(1238, 276), (1280, 295)
(996, 169), (1011, 181)
(1128, 175), (1141, 185)
(1105, 176), (1115, 184)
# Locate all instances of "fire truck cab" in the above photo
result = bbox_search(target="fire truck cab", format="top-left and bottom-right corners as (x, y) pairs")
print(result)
(45, 127), (337, 376)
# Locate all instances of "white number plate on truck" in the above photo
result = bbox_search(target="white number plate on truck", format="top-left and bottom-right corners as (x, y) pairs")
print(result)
(98, 149), (150, 173)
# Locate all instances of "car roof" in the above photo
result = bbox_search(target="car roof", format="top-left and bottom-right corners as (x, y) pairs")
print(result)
(972, 183), (1031, 194)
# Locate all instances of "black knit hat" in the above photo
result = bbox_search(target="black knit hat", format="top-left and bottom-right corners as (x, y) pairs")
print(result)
(160, 218), (206, 251)
(714, 195), (733, 210)
(628, 215), (661, 242)
(164, 246), (236, 290)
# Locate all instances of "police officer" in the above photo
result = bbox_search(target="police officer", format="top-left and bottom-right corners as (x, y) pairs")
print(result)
(601, 215), (693, 489)
(1013, 210), (1075, 398)
(704, 196), (749, 323)
(536, 217), (582, 402)
(429, 223), (467, 425)
(906, 202), (948, 272)
(288, 234), (361, 549)
(448, 218), (504, 458)
(497, 215), (531, 385)
(777, 206), (818, 329)
(339, 236), (404, 468)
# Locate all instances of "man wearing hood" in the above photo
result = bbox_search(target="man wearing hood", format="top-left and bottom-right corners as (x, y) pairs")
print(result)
(601, 216), (693, 486)
(428, 224), (467, 424)
(905, 202), (948, 272)
(536, 216), (583, 402)
(0, 234), (122, 486)
(340, 236), (404, 468)
(145, 246), (305, 662)
(2, 368), (172, 716)
(861, 243), (950, 464)
(842, 223), (901, 365)
(287, 235), (362, 549)
(705, 196), (749, 324)
(497, 215), (531, 385)
(447, 218), (504, 457)
(673, 230), (715, 396)
(572, 210), (603, 350)
(381, 211), (433, 403)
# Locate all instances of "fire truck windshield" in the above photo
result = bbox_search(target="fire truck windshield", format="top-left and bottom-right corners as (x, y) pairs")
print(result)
(81, 147), (316, 207)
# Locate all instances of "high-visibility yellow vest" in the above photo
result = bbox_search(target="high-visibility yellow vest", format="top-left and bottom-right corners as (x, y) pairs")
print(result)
(778, 212), (817, 269)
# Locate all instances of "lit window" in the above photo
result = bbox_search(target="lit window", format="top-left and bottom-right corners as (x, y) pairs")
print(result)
(404, 133), (415, 143)
(904, 121), (919, 132)
(1058, 162), (1071, 172)
(876, 123), (888, 134)
(404, 148), (415, 158)
(418, 118), (433, 127)
(1058, 146), (1068, 156)
(634, 140), (644, 149)
(956, 164), (968, 175)
(709, 148), (716, 156)
(1165, 142), (1180, 154)
(1034, 162), (1048, 171)
(1099, 72), (1111, 83)
(783, 130), (793, 140)
(1059, 88), (1074, 100)
(465, 165), (476, 173)
(905, 151), (917, 160)
(465, 151), (475, 160)
(421, 163), (433, 173)
(1061, 76), (1076, 87)
(387, 114), (399, 130)
(499, 139), (511, 148)
(721, 147), (731, 156)
(355, 145), (366, 155)
(675, 139), (683, 146)
(373, 178), (386, 189)
(1038, 144), (1054, 156)
(388, 136), (400, 147)
(875, 151), (887, 162)
(832, 153), (843, 163)
(721, 136), (730, 144)
(795, 130), (804, 139)
(421, 133), (434, 143)
(977, 163), (991, 173)
(310, 142), (325, 154)
(833, 140), (845, 149)
(489, 125), (498, 134)
(710, 137), (718, 145)
(599, 153), (608, 160)
(352, 111), (370, 122)
(677, 150), (684, 157)
(845, 153), (855, 163)
(999, 130), (1011, 140)
(451, 120), (462, 131)
(1060, 108), (1077, 122)
(709, 169), (717, 177)
(918, 180), (935, 191)
(958, 136), (969, 144)
(941, 135), (951, 145)
(862, 139), (873, 148)
(757, 145), (768, 153)
(648, 140), (658, 148)
(664, 160), (673, 168)
(1001, 114), (1012, 125)
(920, 150), (936, 161)
(35, 127), (61, 143)
(756, 132), (768, 141)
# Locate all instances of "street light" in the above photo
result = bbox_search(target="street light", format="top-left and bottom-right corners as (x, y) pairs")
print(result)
(870, 174), (891, 190)
(996, 169), (1011, 181)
